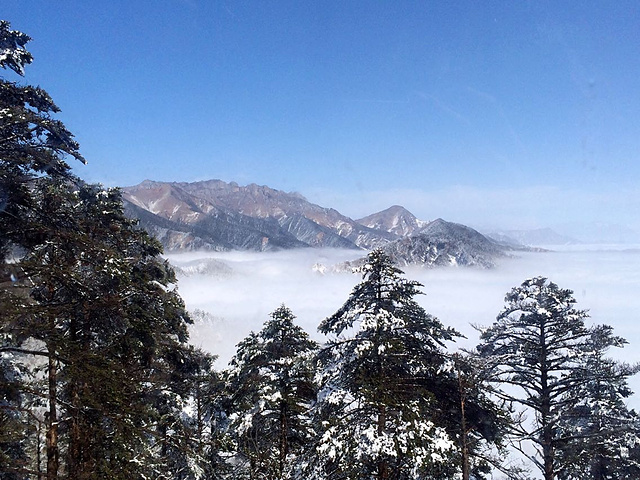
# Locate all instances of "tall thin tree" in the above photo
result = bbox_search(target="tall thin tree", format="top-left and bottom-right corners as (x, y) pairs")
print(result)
(477, 276), (595, 480)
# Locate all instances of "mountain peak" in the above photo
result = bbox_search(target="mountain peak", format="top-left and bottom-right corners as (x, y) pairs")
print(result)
(357, 205), (427, 237)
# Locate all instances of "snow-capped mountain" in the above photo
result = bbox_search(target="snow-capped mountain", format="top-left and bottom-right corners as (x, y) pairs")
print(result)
(123, 180), (395, 251)
(356, 205), (428, 237)
(341, 218), (514, 269)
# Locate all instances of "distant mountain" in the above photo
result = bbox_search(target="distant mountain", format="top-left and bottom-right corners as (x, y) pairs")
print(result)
(123, 180), (537, 269)
(485, 228), (577, 247)
(553, 222), (640, 245)
(356, 205), (429, 237)
(340, 218), (516, 269)
(123, 180), (395, 252)
(483, 232), (527, 249)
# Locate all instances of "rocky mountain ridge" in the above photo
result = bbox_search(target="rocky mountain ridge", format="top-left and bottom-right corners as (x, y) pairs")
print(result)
(122, 179), (527, 268)
(123, 180), (398, 251)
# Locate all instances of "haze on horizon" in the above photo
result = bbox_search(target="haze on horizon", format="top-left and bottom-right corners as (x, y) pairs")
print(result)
(4, 1), (640, 233)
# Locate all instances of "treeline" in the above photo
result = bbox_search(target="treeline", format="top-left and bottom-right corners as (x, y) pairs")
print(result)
(2, 20), (640, 480)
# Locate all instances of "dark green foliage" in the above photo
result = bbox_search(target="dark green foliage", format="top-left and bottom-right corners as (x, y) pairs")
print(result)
(0, 21), (212, 478)
(0, 20), (84, 478)
(5, 180), (202, 479)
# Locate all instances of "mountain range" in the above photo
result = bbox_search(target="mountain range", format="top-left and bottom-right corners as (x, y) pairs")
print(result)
(122, 179), (531, 268)
(485, 228), (577, 247)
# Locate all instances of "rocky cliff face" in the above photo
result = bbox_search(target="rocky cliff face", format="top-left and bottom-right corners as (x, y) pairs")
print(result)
(382, 218), (509, 268)
(123, 199), (307, 252)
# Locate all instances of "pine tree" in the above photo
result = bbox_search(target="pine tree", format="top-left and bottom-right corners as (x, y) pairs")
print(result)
(1, 20), (215, 479)
(555, 325), (640, 480)
(1, 179), (205, 479)
(311, 249), (460, 480)
(1, 21), (84, 477)
(476, 276), (594, 480)
(445, 352), (522, 480)
(0, 20), (85, 260)
(226, 304), (318, 479)
(0, 21), (84, 478)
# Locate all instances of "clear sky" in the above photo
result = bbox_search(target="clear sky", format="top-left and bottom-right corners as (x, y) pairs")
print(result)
(3, 1), (640, 232)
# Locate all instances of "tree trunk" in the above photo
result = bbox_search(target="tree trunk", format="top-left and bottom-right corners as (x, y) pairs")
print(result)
(454, 358), (471, 480)
(460, 395), (470, 480)
(377, 404), (388, 480)
(540, 324), (554, 480)
(542, 423), (554, 480)
(279, 401), (288, 478)
(46, 349), (58, 480)
(37, 417), (44, 480)
(67, 382), (81, 480)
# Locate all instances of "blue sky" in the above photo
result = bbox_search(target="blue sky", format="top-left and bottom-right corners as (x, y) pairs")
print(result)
(4, 1), (640, 232)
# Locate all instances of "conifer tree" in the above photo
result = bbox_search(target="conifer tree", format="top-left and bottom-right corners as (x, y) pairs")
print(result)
(226, 304), (317, 479)
(476, 276), (595, 480)
(555, 325), (640, 480)
(311, 249), (460, 479)
(1, 20), (214, 479)
(1, 20), (83, 477)
(0, 177), (215, 480)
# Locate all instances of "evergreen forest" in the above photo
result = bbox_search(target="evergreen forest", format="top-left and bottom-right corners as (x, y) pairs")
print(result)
(2, 21), (640, 480)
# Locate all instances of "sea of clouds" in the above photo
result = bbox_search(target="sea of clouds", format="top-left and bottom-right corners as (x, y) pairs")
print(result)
(166, 245), (640, 405)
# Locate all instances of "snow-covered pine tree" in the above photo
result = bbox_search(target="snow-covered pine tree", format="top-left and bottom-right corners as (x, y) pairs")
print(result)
(1, 20), (213, 480)
(226, 304), (318, 479)
(476, 276), (595, 480)
(311, 249), (460, 480)
(555, 325), (640, 480)
(1, 21), (85, 477)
